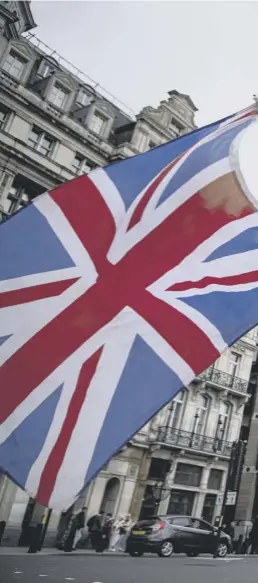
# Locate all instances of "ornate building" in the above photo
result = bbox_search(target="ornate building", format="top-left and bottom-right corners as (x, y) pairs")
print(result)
(0, 0), (256, 548)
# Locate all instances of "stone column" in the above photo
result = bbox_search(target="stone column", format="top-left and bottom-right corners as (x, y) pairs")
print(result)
(194, 493), (205, 517)
(158, 458), (177, 515)
(129, 452), (151, 521)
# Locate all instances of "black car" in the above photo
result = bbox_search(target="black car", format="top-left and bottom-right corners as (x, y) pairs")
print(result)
(126, 515), (232, 558)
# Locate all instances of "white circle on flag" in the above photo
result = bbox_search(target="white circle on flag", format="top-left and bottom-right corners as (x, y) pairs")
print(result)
(233, 119), (258, 210)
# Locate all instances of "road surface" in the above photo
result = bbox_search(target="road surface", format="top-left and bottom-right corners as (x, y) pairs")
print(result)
(1, 552), (258, 583)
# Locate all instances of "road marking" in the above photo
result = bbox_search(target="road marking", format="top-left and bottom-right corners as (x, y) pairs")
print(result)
(14, 572), (23, 574)
(192, 557), (243, 562)
(64, 579), (75, 581)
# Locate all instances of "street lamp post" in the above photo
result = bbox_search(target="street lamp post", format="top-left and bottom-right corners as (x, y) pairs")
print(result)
(190, 412), (199, 447)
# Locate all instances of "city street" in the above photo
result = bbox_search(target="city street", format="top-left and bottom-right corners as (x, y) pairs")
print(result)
(1, 553), (258, 583)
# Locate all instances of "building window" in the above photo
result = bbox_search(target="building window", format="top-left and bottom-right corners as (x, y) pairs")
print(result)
(216, 402), (230, 441)
(168, 391), (186, 430)
(208, 469), (223, 490)
(89, 111), (107, 135)
(28, 126), (55, 157)
(2, 51), (26, 79)
(148, 458), (171, 480)
(174, 463), (202, 487)
(6, 177), (45, 214)
(76, 88), (92, 107)
(194, 395), (209, 434)
(7, 185), (29, 213)
(167, 490), (195, 515)
(0, 104), (10, 129)
(71, 153), (96, 175)
(49, 84), (68, 109)
(202, 494), (216, 524)
(228, 352), (241, 377)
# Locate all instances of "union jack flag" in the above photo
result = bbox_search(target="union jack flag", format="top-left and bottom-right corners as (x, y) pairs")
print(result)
(1, 106), (258, 510)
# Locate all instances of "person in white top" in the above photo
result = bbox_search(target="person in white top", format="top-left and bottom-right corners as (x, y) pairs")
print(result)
(117, 514), (132, 552)
(109, 514), (132, 552)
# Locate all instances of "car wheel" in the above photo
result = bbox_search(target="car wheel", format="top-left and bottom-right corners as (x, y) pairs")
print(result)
(186, 552), (199, 557)
(129, 551), (143, 557)
(217, 541), (228, 558)
(158, 541), (174, 558)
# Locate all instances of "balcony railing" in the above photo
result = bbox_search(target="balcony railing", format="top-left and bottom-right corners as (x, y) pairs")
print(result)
(156, 427), (232, 457)
(198, 367), (248, 394)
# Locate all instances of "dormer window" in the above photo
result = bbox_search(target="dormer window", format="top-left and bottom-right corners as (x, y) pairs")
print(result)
(49, 83), (68, 109)
(89, 111), (107, 136)
(76, 88), (92, 107)
(3, 50), (26, 80)
(37, 61), (51, 79)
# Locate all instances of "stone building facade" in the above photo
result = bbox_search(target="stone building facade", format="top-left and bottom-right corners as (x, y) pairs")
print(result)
(0, 0), (256, 547)
(136, 331), (257, 526)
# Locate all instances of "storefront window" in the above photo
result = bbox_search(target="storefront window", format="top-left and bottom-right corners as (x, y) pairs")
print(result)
(167, 490), (195, 515)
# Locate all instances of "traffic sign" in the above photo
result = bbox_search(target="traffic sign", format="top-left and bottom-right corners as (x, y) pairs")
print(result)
(216, 491), (237, 506)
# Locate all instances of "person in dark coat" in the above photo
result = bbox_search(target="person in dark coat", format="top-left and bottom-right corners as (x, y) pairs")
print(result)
(87, 511), (104, 551)
(250, 516), (258, 554)
(102, 514), (113, 550)
(63, 514), (77, 553)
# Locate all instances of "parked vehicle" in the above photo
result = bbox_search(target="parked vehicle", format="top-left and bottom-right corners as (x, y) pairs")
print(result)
(126, 515), (232, 558)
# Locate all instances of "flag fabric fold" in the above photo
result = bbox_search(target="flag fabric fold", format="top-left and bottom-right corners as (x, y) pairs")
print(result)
(1, 105), (258, 510)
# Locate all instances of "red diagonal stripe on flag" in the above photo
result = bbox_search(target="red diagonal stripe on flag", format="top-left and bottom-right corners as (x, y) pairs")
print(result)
(0, 278), (79, 309)
(50, 175), (116, 273)
(168, 271), (258, 293)
(133, 289), (219, 373)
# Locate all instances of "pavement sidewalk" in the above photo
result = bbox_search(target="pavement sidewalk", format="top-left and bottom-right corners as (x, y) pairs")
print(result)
(0, 547), (257, 558)
(0, 547), (123, 556)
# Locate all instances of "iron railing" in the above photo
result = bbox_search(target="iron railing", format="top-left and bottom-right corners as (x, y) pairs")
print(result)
(156, 427), (232, 457)
(198, 367), (248, 394)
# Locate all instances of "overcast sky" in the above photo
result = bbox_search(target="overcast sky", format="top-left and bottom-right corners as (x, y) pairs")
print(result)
(31, 1), (258, 126)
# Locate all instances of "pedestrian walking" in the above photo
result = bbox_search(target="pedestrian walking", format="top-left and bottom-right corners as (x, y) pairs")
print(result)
(98, 514), (113, 552)
(224, 522), (235, 539)
(87, 511), (105, 551)
(117, 514), (132, 552)
(64, 514), (77, 553)
(109, 516), (124, 551)
(109, 515), (131, 551)
(250, 516), (258, 554)
(104, 514), (114, 548)
(72, 507), (87, 550)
